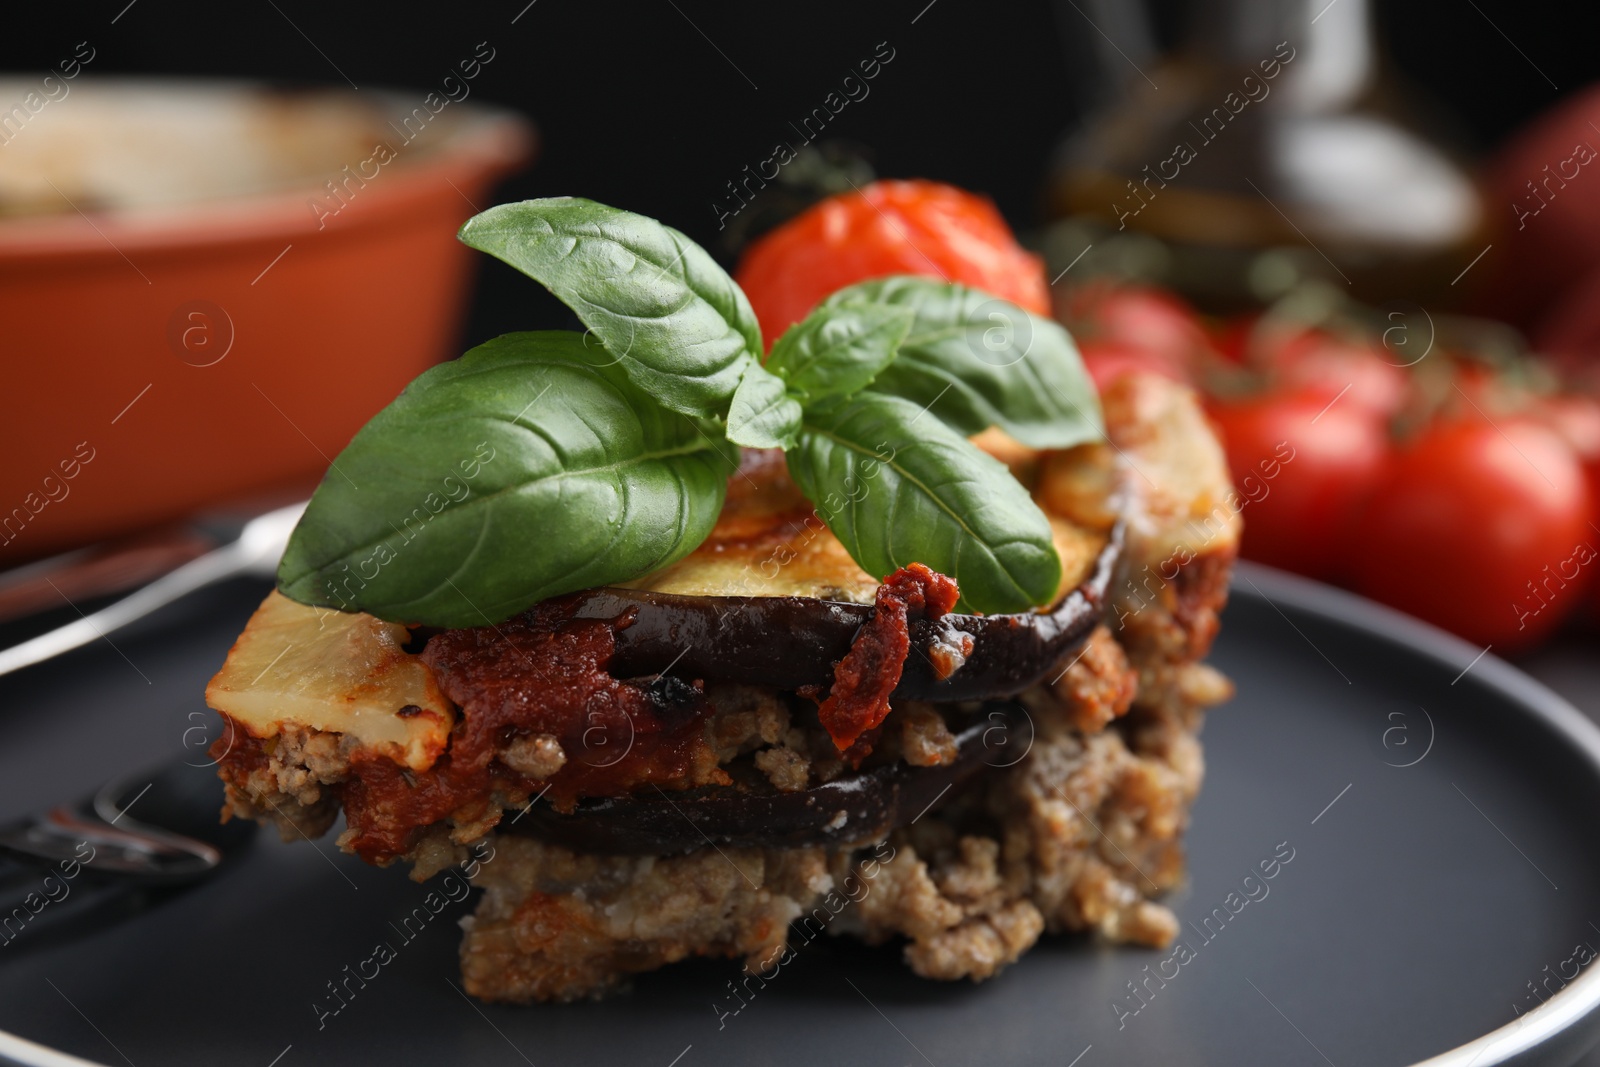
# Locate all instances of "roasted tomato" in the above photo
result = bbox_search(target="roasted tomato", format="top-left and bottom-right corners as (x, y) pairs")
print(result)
(1350, 418), (1594, 651)
(1207, 387), (1390, 580)
(734, 179), (1049, 346)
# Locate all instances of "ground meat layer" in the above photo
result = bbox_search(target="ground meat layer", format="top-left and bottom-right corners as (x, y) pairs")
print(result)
(458, 654), (1218, 1001)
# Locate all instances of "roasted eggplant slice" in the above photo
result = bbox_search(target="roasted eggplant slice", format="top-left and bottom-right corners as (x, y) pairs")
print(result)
(506, 704), (1025, 854)
(575, 521), (1120, 701)
(575, 442), (1125, 700)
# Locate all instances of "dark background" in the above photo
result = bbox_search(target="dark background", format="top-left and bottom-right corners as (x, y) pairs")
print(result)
(5, 0), (1589, 344)
(8, 8), (1600, 1063)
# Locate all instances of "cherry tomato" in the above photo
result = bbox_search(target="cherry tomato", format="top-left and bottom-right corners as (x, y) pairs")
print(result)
(1078, 338), (1191, 391)
(734, 180), (1049, 346)
(1483, 81), (1600, 328)
(1351, 418), (1594, 651)
(1538, 394), (1600, 477)
(1210, 315), (1260, 365)
(1208, 388), (1390, 580)
(1066, 283), (1209, 372)
(1266, 331), (1410, 420)
(1533, 394), (1600, 618)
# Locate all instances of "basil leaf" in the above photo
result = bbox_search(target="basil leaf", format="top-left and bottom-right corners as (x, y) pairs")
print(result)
(458, 198), (762, 418)
(726, 362), (802, 449)
(786, 391), (1062, 614)
(276, 331), (734, 628)
(766, 303), (915, 403)
(822, 275), (1102, 448)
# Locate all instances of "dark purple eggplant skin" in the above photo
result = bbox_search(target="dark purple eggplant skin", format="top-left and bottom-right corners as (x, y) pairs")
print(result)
(505, 705), (1029, 855)
(573, 521), (1122, 702)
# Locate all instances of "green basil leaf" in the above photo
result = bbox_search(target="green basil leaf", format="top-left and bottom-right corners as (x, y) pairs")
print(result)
(766, 303), (915, 403)
(458, 198), (762, 418)
(726, 362), (802, 449)
(786, 390), (1062, 614)
(276, 331), (734, 628)
(821, 275), (1102, 449)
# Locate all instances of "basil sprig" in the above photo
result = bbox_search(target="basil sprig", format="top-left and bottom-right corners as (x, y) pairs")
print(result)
(278, 197), (1101, 624)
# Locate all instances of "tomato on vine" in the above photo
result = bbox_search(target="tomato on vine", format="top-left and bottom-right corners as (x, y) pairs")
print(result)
(1350, 417), (1594, 651)
(1208, 387), (1390, 580)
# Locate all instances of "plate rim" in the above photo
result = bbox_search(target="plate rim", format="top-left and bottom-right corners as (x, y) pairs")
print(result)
(3, 564), (1600, 1067)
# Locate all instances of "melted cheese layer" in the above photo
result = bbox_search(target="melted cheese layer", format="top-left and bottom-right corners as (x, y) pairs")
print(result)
(206, 591), (453, 771)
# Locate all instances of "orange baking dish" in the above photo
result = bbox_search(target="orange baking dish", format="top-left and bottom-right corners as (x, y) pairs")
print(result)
(0, 79), (533, 564)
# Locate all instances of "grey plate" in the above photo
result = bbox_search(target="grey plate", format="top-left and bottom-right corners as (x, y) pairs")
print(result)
(2, 563), (1600, 1067)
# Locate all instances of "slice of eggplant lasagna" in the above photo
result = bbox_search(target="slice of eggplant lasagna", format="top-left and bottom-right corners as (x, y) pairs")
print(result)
(206, 372), (1237, 1002)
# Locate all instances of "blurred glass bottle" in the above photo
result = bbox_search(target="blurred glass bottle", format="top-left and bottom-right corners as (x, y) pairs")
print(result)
(1048, 0), (1484, 307)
